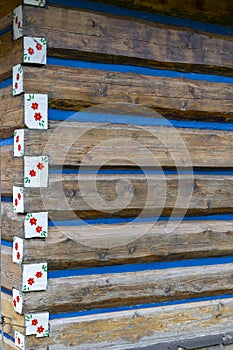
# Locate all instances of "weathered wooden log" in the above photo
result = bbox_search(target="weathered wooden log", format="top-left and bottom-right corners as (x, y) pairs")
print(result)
(22, 65), (233, 115)
(1, 292), (24, 339)
(2, 202), (233, 269)
(0, 336), (19, 350)
(91, 0), (233, 27)
(0, 0), (21, 19)
(2, 244), (233, 313)
(22, 6), (233, 75)
(25, 298), (233, 349)
(0, 32), (22, 81)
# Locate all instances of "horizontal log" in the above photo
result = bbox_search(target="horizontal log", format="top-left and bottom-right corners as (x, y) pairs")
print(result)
(0, 0), (21, 19)
(0, 337), (19, 350)
(0, 87), (24, 138)
(23, 6), (233, 75)
(92, 0), (233, 27)
(1, 292), (24, 340)
(0, 32), (22, 81)
(10, 173), (233, 218)
(22, 65), (233, 115)
(25, 298), (233, 349)
(2, 203), (233, 269)
(2, 246), (22, 291)
(11, 259), (233, 314)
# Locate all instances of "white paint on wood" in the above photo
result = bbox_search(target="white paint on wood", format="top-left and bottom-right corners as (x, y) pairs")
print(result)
(12, 288), (23, 314)
(13, 6), (23, 40)
(12, 237), (24, 264)
(14, 129), (24, 157)
(13, 186), (24, 213)
(24, 212), (48, 238)
(14, 331), (25, 350)
(24, 93), (48, 129)
(13, 65), (23, 96)
(24, 156), (49, 187)
(22, 263), (47, 291)
(25, 312), (49, 337)
(23, 37), (47, 64)
(24, 0), (46, 6)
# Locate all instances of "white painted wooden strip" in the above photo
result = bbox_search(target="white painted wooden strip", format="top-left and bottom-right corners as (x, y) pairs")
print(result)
(24, 212), (48, 238)
(13, 6), (23, 40)
(13, 64), (23, 96)
(25, 312), (49, 337)
(14, 129), (24, 157)
(24, 0), (46, 7)
(13, 186), (24, 213)
(24, 156), (49, 187)
(24, 93), (48, 129)
(23, 37), (47, 65)
(22, 263), (47, 291)
(15, 331), (25, 350)
(12, 237), (24, 264)
(12, 288), (23, 314)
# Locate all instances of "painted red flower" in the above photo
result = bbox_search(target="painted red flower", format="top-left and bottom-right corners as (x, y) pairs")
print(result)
(28, 47), (34, 55)
(29, 169), (36, 177)
(17, 252), (20, 260)
(16, 295), (20, 303)
(18, 193), (21, 200)
(18, 21), (20, 29)
(36, 226), (42, 233)
(15, 242), (18, 250)
(17, 337), (21, 345)
(34, 112), (42, 121)
(15, 198), (18, 206)
(16, 73), (20, 81)
(15, 82), (18, 89)
(37, 162), (44, 170)
(15, 16), (18, 24)
(36, 42), (42, 51)
(37, 325), (44, 334)
(27, 277), (35, 286)
(31, 319), (38, 326)
(31, 102), (38, 110)
(30, 217), (37, 225)
(13, 299), (17, 308)
(35, 271), (43, 278)
(15, 135), (19, 143)
(18, 144), (21, 151)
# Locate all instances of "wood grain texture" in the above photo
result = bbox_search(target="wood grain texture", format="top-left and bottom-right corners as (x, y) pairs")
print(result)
(23, 6), (233, 75)
(0, 32), (22, 81)
(91, 0), (233, 27)
(0, 87), (24, 138)
(26, 298), (233, 349)
(0, 0), (21, 19)
(1, 292), (24, 339)
(19, 262), (233, 314)
(1, 245), (22, 291)
(2, 202), (233, 269)
(22, 65), (233, 115)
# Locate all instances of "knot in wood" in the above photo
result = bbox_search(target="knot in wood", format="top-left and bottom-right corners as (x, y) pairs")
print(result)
(65, 189), (75, 198)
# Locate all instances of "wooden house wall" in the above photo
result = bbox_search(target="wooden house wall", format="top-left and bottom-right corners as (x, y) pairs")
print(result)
(0, 0), (233, 349)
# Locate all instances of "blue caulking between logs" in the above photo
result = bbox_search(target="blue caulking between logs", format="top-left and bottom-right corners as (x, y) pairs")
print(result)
(49, 294), (233, 320)
(0, 331), (15, 343)
(47, 0), (233, 36)
(0, 24), (12, 37)
(0, 137), (14, 146)
(47, 57), (233, 84)
(48, 109), (233, 131)
(0, 78), (11, 89)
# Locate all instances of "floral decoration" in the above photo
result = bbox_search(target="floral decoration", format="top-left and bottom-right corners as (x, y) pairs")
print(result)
(23, 37), (47, 64)
(24, 212), (48, 238)
(24, 94), (48, 129)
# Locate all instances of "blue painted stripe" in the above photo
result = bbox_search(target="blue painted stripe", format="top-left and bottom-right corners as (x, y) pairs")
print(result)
(1, 332), (15, 343)
(47, 0), (233, 36)
(1, 240), (13, 248)
(49, 294), (233, 320)
(49, 213), (233, 227)
(1, 287), (12, 296)
(0, 137), (14, 146)
(1, 197), (12, 202)
(49, 109), (233, 131)
(47, 58), (233, 84)
(0, 24), (12, 37)
(48, 255), (233, 278)
(0, 78), (12, 89)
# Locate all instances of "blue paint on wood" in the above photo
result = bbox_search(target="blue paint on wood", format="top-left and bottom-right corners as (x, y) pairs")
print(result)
(0, 78), (12, 89)
(49, 293), (233, 320)
(48, 255), (233, 278)
(47, 0), (233, 36)
(47, 57), (233, 84)
(0, 332), (15, 343)
(1, 287), (12, 296)
(49, 109), (233, 131)
(0, 25), (12, 37)
(1, 240), (13, 248)
(0, 137), (14, 146)
(1, 197), (13, 202)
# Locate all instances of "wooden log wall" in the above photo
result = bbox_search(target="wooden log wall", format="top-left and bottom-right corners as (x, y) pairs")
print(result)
(0, 0), (233, 349)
